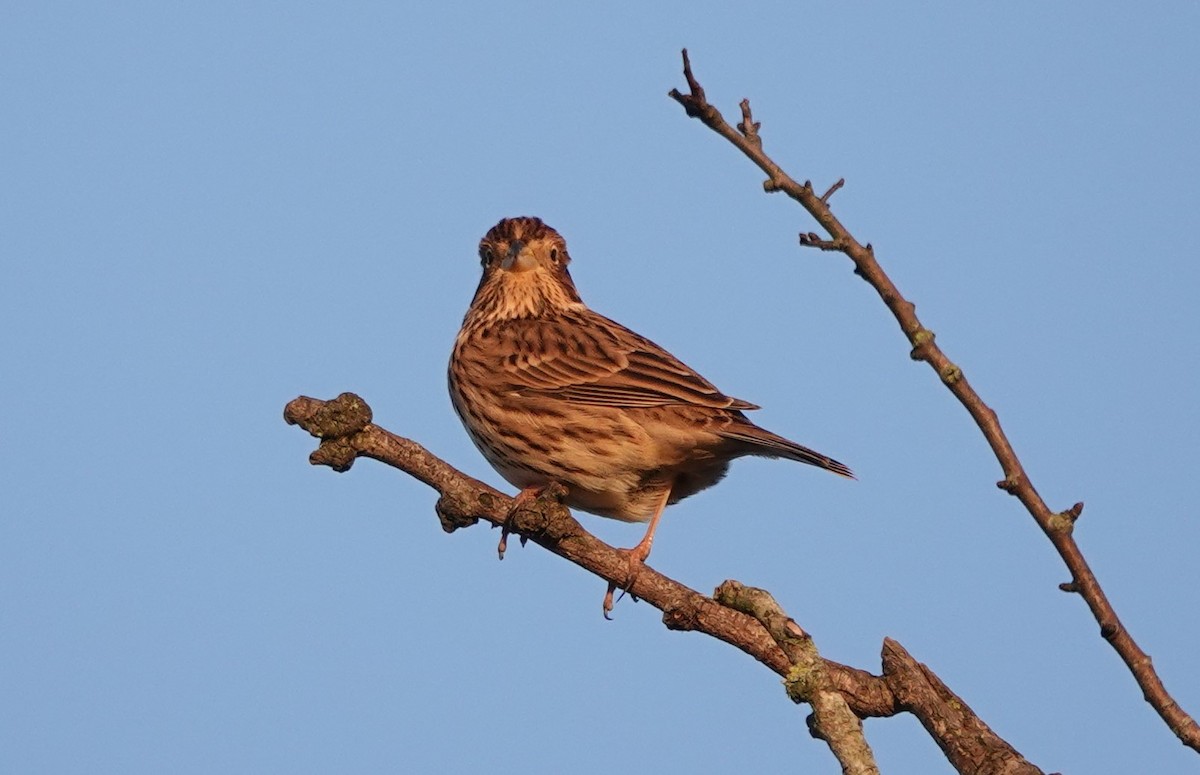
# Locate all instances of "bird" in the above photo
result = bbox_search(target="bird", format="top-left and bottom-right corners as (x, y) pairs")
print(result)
(448, 216), (852, 615)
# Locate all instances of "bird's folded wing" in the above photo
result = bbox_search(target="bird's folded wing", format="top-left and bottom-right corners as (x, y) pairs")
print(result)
(495, 312), (758, 411)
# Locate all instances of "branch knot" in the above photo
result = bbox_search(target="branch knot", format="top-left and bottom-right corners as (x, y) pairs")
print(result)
(285, 393), (374, 472)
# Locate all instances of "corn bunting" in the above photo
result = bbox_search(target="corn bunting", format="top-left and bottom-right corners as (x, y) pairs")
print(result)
(449, 216), (852, 614)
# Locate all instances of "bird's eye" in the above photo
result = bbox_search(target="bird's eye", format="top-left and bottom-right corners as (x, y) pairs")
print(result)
(480, 245), (495, 267)
(549, 247), (560, 264)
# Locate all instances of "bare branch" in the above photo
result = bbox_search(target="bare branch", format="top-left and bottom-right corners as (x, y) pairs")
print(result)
(284, 393), (1040, 773)
(668, 49), (1200, 753)
(286, 396), (844, 680)
(883, 640), (1042, 775)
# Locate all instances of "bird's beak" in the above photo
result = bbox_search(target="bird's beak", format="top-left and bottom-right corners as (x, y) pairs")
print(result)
(500, 240), (538, 272)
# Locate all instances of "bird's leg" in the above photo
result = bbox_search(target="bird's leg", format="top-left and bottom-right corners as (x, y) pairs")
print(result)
(498, 485), (544, 560)
(603, 487), (672, 618)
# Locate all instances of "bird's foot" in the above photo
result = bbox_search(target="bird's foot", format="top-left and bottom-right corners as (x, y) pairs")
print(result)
(602, 543), (653, 619)
(497, 485), (554, 560)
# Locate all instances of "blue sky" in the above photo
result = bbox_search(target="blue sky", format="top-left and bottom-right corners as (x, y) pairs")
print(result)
(4, 2), (1199, 772)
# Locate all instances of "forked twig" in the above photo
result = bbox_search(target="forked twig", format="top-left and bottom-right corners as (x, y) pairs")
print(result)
(669, 47), (1198, 753)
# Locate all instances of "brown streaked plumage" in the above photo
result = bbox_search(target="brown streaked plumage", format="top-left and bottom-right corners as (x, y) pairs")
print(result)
(448, 216), (852, 614)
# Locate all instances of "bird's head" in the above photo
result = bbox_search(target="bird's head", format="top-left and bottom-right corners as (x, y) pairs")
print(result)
(467, 217), (584, 322)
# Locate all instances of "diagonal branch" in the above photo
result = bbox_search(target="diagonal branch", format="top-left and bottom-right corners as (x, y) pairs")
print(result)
(668, 48), (1198, 752)
(882, 639), (1038, 774)
(284, 395), (878, 695)
(285, 392), (1043, 774)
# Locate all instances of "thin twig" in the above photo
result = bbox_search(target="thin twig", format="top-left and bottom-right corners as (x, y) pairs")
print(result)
(668, 48), (1199, 753)
(821, 178), (845, 203)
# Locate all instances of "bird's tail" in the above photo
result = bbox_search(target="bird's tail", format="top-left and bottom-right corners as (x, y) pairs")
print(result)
(721, 424), (855, 479)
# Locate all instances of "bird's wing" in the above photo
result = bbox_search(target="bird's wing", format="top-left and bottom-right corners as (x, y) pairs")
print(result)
(494, 310), (759, 410)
